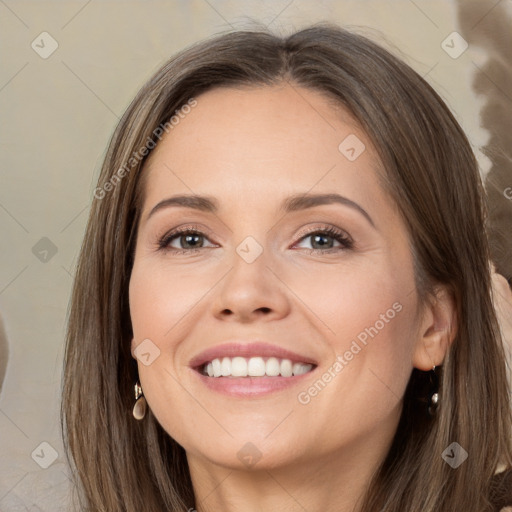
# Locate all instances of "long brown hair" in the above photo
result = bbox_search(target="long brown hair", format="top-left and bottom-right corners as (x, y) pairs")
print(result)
(61, 23), (512, 511)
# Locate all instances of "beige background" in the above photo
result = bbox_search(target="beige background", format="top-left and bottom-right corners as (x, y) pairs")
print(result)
(0, 1), (510, 510)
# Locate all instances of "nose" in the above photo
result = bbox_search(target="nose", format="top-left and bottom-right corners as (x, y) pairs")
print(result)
(210, 246), (291, 323)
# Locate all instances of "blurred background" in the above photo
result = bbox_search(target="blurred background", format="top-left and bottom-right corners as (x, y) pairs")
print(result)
(0, 1), (511, 510)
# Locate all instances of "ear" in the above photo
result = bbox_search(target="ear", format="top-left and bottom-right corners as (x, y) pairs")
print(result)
(412, 285), (458, 371)
(130, 338), (137, 359)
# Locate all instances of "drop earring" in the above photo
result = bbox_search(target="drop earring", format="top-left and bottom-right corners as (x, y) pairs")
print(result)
(132, 381), (147, 420)
(427, 366), (439, 417)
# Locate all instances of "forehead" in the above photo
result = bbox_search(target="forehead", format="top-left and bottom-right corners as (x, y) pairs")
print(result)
(140, 84), (386, 212)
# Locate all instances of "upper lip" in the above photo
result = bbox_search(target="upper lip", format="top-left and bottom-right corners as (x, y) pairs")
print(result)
(189, 341), (318, 370)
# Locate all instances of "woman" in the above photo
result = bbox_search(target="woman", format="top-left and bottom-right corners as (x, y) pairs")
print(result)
(61, 24), (512, 511)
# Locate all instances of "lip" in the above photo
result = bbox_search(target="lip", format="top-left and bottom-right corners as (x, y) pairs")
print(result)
(189, 341), (319, 398)
(188, 341), (319, 370)
(193, 369), (317, 398)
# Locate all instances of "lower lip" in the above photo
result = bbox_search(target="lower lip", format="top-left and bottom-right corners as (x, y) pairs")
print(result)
(192, 368), (316, 398)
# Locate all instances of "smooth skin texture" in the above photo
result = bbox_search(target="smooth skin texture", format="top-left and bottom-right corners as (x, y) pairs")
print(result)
(129, 84), (457, 512)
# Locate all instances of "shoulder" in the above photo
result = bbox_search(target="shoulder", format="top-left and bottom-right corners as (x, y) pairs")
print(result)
(489, 467), (512, 511)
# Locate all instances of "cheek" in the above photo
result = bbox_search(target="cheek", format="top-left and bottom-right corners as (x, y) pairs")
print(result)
(287, 254), (417, 352)
(128, 259), (218, 342)
(128, 263), (203, 443)
(292, 259), (418, 414)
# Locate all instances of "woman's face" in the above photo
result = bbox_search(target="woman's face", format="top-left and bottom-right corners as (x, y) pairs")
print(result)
(129, 84), (428, 471)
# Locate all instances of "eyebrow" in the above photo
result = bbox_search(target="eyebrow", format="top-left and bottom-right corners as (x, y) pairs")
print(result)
(146, 192), (375, 228)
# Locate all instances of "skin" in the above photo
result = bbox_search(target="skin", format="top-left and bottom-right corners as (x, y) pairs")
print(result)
(129, 84), (457, 512)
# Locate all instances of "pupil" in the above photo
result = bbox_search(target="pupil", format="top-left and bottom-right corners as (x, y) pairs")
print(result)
(183, 234), (201, 248)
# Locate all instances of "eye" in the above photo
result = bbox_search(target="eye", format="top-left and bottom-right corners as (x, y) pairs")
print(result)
(156, 224), (354, 255)
(157, 225), (217, 254)
(293, 226), (354, 253)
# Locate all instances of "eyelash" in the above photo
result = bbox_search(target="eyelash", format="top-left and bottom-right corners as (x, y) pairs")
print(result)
(156, 224), (354, 255)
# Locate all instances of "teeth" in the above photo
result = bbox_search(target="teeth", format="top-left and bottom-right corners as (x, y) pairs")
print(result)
(281, 359), (293, 377)
(231, 356), (247, 377)
(248, 357), (266, 376)
(202, 356), (314, 377)
(221, 357), (231, 377)
(212, 358), (221, 376)
(266, 357), (280, 376)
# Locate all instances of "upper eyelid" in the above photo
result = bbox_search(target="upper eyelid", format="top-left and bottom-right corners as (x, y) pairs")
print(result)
(159, 224), (352, 248)
(294, 224), (351, 241)
(159, 225), (217, 246)
(161, 223), (347, 238)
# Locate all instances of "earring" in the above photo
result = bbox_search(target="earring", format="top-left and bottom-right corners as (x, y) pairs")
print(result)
(132, 381), (147, 420)
(427, 366), (439, 417)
